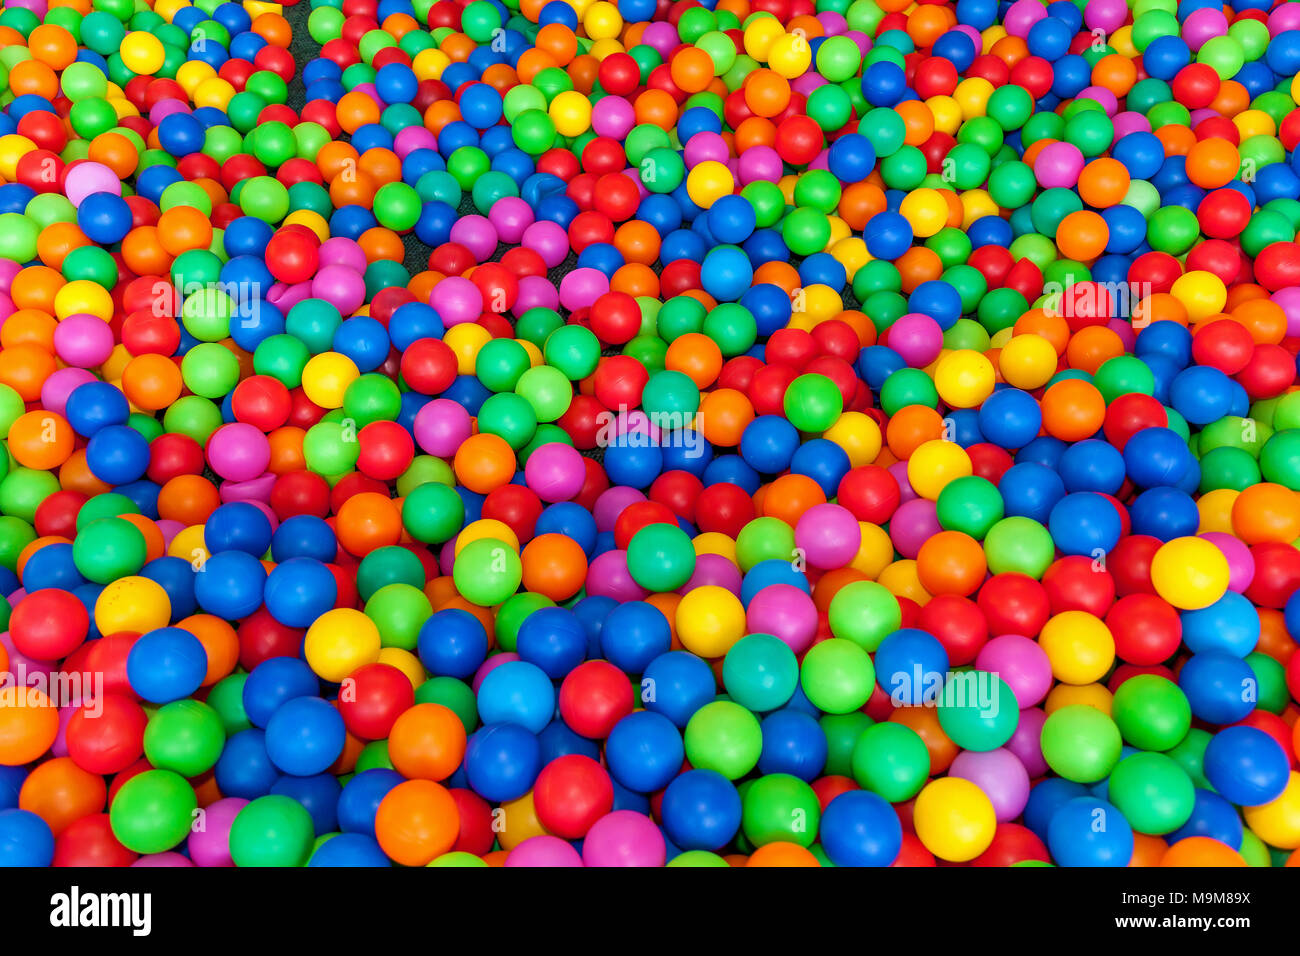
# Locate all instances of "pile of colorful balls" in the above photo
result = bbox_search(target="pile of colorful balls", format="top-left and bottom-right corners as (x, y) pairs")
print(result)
(0, 0), (1296, 868)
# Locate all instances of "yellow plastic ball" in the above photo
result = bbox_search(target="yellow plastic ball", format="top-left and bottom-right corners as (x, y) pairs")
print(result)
(1243, 772), (1300, 849)
(549, 90), (593, 138)
(800, 283), (841, 323)
(94, 576), (172, 637)
(175, 62), (217, 97)
(497, 790), (547, 850)
(377, 647), (426, 690)
(907, 438), (972, 500)
(194, 77), (236, 111)
(0, 135), (36, 181)
(850, 522), (894, 580)
(583, 1), (623, 41)
(934, 349), (995, 408)
(685, 160), (734, 210)
(301, 352), (360, 410)
(898, 188), (949, 238)
(824, 411), (883, 467)
(283, 210), (330, 243)
(876, 558), (930, 604)
(1150, 536), (1230, 610)
(675, 585), (745, 658)
(1039, 611), (1116, 685)
(454, 519), (521, 557)
(168, 525), (208, 564)
(1044, 682), (1113, 716)
(1196, 488), (1238, 534)
(953, 77), (994, 119)
(743, 16), (785, 61)
(767, 33), (812, 78)
(998, 333), (1059, 389)
(829, 237), (869, 278)
(54, 279), (113, 322)
(305, 608), (382, 683)
(913, 777), (997, 862)
(960, 189), (1000, 228)
(692, 532), (738, 564)
(413, 48), (451, 81)
(445, 322), (492, 374)
(121, 32), (166, 75)
(1170, 270), (1227, 322)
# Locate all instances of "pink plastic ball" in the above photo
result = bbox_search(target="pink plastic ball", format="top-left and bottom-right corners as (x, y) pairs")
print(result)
(413, 398), (473, 457)
(187, 797), (247, 867)
(746, 583), (818, 654)
(794, 503), (861, 569)
(558, 267), (610, 313)
(1005, 706), (1049, 778)
(680, 553), (743, 597)
(505, 835), (584, 867)
(949, 748), (1031, 822)
(886, 313), (943, 367)
(207, 422), (271, 482)
(311, 265), (366, 314)
(585, 550), (648, 602)
(975, 635), (1052, 708)
(487, 197), (534, 245)
(53, 314), (114, 367)
(581, 810), (666, 867)
(889, 498), (941, 559)
(524, 443), (586, 502)
(1034, 141), (1085, 188)
(430, 276), (484, 326)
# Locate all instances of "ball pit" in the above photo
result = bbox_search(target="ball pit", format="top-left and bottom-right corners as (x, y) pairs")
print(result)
(0, 0), (1294, 872)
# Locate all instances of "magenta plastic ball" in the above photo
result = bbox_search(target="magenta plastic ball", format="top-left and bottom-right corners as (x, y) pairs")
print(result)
(449, 215), (498, 262)
(889, 497), (941, 558)
(131, 852), (195, 867)
(413, 398), (473, 457)
(430, 276), (483, 326)
(1002, 0), (1047, 36)
(54, 314), (114, 367)
(559, 268), (609, 313)
(207, 422), (271, 481)
(745, 583), (818, 653)
(487, 197), (535, 245)
(524, 443), (586, 502)
(1199, 531), (1255, 594)
(505, 834), (584, 867)
(949, 748), (1031, 822)
(188, 797), (247, 867)
(1004, 705), (1048, 778)
(311, 265), (366, 314)
(39, 367), (95, 417)
(887, 313), (943, 367)
(593, 486), (646, 532)
(975, 635), (1052, 708)
(680, 552), (743, 597)
(522, 220), (570, 268)
(591, 97), (635, 139)
(738, 145), (783, 186)
(64, 162), (121, 205)
(1182, 7), (1228, 48)
(585, 550), (647, 602)
(514, 275), (561, 313)
(318, 237), (366, 272)
(794, 503), (861, 569)
(471, 651), (519, 694)
(1083, 0), (1127, 32)
(1034, 141), (1085, 188)
(581, 810), (666, 867)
